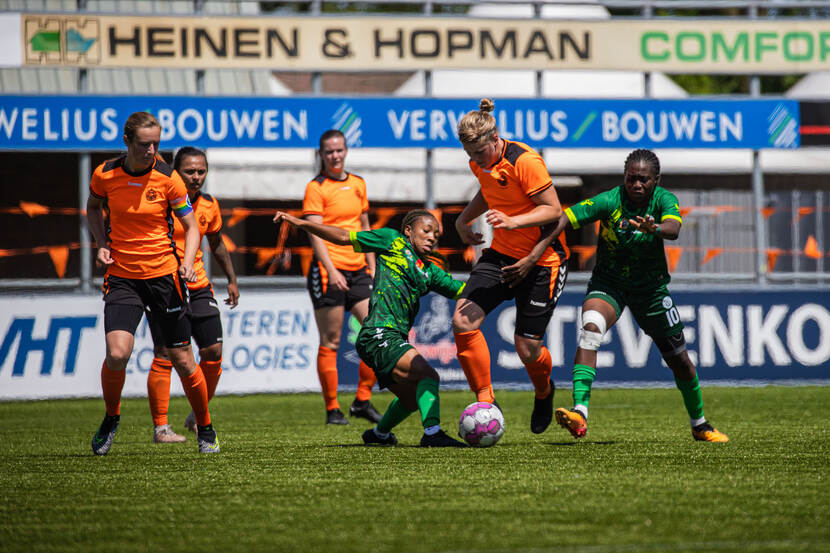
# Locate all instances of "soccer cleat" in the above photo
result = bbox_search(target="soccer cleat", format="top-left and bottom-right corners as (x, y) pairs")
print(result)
(361, 428), (398, 446)
(420, 429), (467, 448)
(153, 424), (186, 444)
(692, 422), (729, 443)
(91, 414), (120, 456)
(555, 407), (587, 439)
(184, 411), (197, 434)
(530, 379), (555, 434)
(326, 408), (350, 425)
(197, 424), (221, 453)
(349, 400), (383, 423)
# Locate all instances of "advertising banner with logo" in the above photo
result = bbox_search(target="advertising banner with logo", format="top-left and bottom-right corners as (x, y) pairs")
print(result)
(0, 292), (320, 400)
(10, 13), (830, 73)
(335, 289), (830, 386)
(0, 95), (799, 150)
(2, 289), (827, 400)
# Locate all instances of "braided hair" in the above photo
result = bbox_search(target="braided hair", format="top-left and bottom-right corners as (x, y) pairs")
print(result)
(624, 149), (660, 177)
(401, 209), (437, 234)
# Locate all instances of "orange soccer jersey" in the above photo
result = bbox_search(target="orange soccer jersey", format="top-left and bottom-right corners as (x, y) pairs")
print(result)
(470, 140), (568, 268)
(89, 156), (191, 279)
(170, 192), (222, 289)
(302, 172), (369, 271)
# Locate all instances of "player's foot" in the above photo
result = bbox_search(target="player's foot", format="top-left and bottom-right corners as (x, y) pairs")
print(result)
(184, 411), (197, 434)
(349, 400), (383, 423)
(153, 424), (186, 443)
(530, 379), (555, 434)
(91, 414), (120, 456)
(555, 407), (587, 439)
(362, 428), (398, 446)
(197, 424), (221, 453)
(326, 408), (349, 425)
(420, 429), (467, 447)
(692, 422), (729, 443)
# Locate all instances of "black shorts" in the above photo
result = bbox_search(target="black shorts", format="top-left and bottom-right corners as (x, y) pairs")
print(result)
(307, 260), (372, 311)
(460, 248), (567, 340)
(103, 273), (191, 349)
(147, 284), (222, 350)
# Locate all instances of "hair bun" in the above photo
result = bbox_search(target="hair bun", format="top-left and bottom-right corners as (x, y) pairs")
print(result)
(479, 98), (494, 113)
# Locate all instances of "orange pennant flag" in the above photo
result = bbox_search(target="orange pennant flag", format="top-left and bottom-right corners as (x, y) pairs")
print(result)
(665, 246), (683, 272)
(20, 201), (49, 217)
(766, 249), (781, 272)
(761, 207), (776, 219)
(573, 246), (596, 269)
(48, 246), (69, 278)
(463, 246), (476, 265)
(428, 208), (443, 233)
(679, 207), (692, 217)
(372, 208), (397, 230)
(227, 208), (251, 228)
(700, 248), (723, 266)
(255, 248), (277, 268)
(221, 234), (237, 253)
(795, 207), (815, 224)
(804, 235), (821, 259)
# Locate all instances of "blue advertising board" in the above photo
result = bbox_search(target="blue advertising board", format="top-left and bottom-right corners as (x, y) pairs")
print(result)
(336, 289), (829, 387)
(0, 95), (799, 150)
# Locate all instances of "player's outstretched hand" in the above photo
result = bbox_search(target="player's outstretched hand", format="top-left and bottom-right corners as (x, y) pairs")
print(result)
(486, 209), (518, 230)
(629, 215), (658, 234)
(225, 281), (240, 308)
(456, 222), (485, 245)
(96, 247), (114, 266)
(273, 211), (301, 226)
(179, 263), (198, 283)
(501, 255), (536, 288)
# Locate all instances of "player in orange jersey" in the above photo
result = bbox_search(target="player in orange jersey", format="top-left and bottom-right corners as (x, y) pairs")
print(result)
(86, 112), (219, 455)
(303, 129), (382, 425)
(145, 147), (240, 444)
(452, 99), (570, 435)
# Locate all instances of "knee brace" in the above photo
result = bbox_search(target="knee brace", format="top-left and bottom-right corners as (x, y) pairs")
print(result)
(578, 310), (607, 351)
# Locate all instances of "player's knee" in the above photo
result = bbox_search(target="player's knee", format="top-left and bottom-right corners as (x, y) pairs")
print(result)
(578, 310), (607, 351)
(515, 338), (541, 365)
(200, 343), (222, 362)
(153, 345), (168, 359)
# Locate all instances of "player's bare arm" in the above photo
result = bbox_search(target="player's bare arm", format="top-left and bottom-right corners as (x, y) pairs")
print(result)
(502, 213), (569, 287)
(86, 194), (113, 266)
(490, 185), (562, 230)
(178, 211), (200, 283)
(302, 213), (349, 291)
(274, 210), (352, 246)
(207, 232), (239, 308)
(629, 215), (681, 240)
(360, 211), (376, 278)
(456, 189), (488, 245)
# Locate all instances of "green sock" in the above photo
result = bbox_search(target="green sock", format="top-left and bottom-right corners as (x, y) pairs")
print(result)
(674, 374), (704, 421)
(376, 397), (415, 434)
(416, 378), (440, 429)
(572, 364), (596, 408)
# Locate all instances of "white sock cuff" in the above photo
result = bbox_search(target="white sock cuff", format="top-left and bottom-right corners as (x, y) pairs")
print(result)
(690, 416), (706, 427)
(424, 425), (440, 436)
(574, 405), (588, 419)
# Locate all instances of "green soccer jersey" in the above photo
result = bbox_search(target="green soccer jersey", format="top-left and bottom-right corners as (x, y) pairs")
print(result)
(564, 185), (683, 291)
(349, 228), (465, 335)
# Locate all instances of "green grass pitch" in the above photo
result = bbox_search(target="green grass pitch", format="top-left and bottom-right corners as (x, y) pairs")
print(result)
(2, 386), (829, 553)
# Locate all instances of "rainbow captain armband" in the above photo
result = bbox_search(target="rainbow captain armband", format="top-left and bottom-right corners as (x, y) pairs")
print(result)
(171, 195), (193, 217)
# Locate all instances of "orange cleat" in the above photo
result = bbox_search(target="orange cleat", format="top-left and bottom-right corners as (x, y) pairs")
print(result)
(555, 407), (587, 439)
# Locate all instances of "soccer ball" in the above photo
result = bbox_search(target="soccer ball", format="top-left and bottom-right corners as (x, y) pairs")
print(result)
(458, 402), (505, 447)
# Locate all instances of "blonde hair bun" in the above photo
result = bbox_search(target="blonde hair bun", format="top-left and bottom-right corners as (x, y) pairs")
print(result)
(479, 98), (495, 113)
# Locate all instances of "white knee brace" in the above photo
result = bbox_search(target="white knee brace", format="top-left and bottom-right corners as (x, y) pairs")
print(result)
(578, 310), (607, 351)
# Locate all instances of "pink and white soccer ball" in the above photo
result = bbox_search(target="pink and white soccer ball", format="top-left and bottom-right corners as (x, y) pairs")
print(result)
(458, 402), (505, 447)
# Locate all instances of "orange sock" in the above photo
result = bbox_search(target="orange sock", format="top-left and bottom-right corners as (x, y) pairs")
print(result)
(179, 366), (211, 427)
(200, 359), (223, 401)
(355, 361), (375, 402)
(454, 329), (494, 403)
(101, 360), (126, 416)
(525, 346), (553, 399)
(317, 346), (339, 410)
(147, 357), (173, 426)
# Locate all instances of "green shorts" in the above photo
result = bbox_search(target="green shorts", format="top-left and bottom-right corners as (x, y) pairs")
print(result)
(585, 278), (683, 339)
(355, 326), (415, 389)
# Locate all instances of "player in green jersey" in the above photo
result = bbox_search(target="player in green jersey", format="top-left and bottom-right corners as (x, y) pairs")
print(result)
(274, 209), (467, 447)
(550, 149), (728, 443)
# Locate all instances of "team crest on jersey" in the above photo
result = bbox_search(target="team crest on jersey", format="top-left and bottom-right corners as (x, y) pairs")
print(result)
(145, 188), (158, 201)
(662, 296), (673, 309)
(199, 214), (207, 226)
